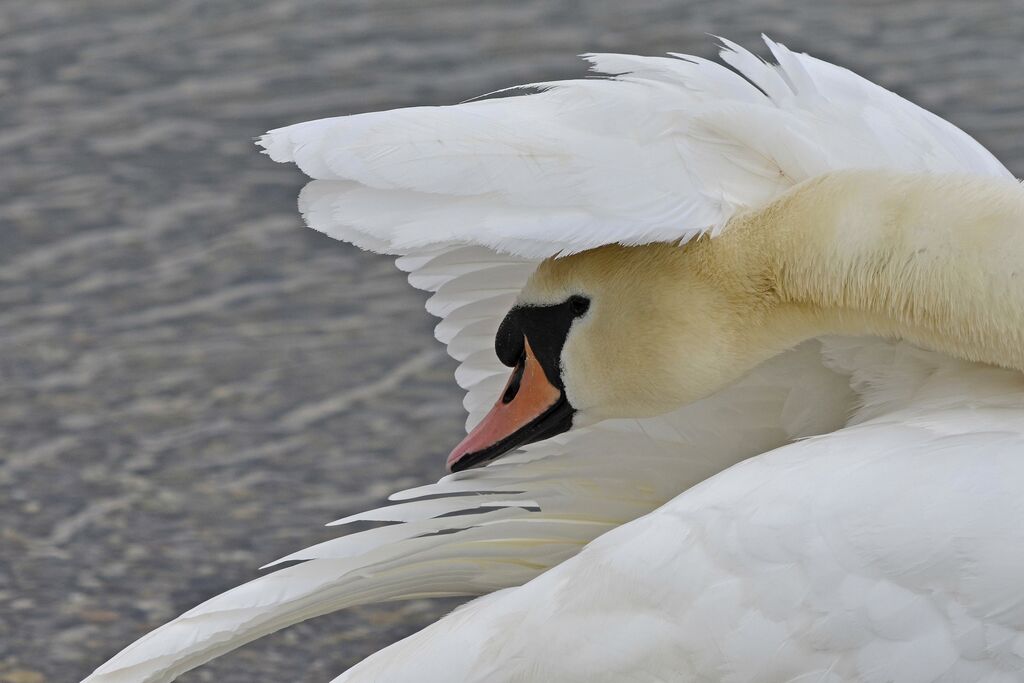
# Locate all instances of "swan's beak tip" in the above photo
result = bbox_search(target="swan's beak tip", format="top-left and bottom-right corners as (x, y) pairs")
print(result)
(445, 447), (467, 473)
(445, 338), (571, 472)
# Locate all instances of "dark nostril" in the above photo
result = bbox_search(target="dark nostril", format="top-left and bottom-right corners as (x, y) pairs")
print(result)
(502, 356), (526, 404)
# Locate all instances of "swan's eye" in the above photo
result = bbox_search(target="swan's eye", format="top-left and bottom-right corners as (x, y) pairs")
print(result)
(568, 295), (590, 318)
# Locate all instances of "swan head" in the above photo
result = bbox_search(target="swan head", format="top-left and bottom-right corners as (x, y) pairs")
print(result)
(447, 241), (775, 471)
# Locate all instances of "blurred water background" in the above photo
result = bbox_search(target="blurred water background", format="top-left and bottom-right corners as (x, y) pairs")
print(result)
(2, 1), (1024, 681)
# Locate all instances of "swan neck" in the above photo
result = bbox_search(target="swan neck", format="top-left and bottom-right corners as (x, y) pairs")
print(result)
(727, 170), (1024, 371)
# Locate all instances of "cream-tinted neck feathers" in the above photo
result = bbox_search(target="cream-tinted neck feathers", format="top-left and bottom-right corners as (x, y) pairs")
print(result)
(524, 170), (1024, 422)
(726, 170), (1024, 371)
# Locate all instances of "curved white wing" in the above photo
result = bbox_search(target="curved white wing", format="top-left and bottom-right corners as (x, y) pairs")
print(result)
(84, 37), (1010, 683)
(84, 341), (851, 683)
(262, 37), (1007, 259)
(334, 344), (1024, 683)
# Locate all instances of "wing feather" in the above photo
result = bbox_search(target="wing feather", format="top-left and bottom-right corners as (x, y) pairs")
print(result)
(85, 339), (851, 683)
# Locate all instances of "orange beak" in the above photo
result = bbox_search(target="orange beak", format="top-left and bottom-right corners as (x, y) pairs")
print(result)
(446, 338), (572, 472)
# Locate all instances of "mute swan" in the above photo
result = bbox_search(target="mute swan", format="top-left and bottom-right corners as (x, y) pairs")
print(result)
(85, 38), (1024, 682)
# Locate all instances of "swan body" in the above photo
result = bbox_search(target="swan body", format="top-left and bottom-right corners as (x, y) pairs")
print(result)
(337, 348), (1024, 682)
(84, 38), (1024, 683)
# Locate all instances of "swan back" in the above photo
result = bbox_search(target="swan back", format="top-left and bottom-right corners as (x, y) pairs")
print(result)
(335, 341), (1024, 682)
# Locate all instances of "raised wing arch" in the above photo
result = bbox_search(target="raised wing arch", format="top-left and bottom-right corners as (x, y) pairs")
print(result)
(84, 37), (1009, 683)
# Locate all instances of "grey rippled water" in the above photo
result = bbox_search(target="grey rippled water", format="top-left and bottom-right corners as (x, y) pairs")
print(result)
(2, 1), (1023, 681)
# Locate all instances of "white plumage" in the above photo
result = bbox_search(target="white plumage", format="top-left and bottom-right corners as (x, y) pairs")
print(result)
(84, 37), (1024, 683)
(333, 342), (1024, 682)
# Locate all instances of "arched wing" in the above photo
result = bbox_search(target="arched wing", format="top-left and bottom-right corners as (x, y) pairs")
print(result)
(263, 37), (1006, 258)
